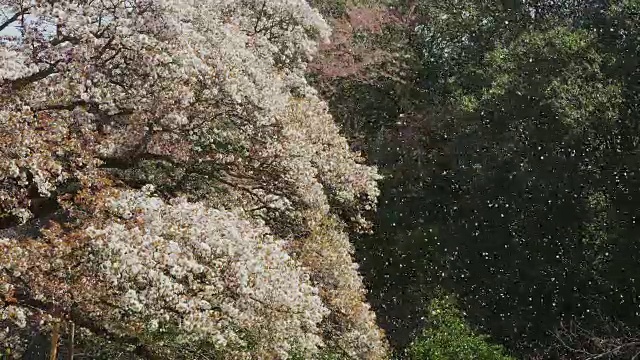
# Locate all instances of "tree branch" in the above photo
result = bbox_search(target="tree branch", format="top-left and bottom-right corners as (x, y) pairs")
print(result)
(12, 285), (161, 360)
(587, 342), (640, 360)
(0, 8), (28, 33)
(7, 61), (61, 91)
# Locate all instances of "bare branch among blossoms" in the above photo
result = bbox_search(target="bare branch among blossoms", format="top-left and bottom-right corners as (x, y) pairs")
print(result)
(0, 7), (28, 33)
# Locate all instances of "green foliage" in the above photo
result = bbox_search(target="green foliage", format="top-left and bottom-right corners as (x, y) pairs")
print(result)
(315, 0), (640, 358)
(404, 295), (514, 360)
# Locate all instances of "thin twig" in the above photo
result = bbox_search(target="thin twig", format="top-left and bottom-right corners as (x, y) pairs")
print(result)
(49, 322), (60, 360)
(68, 322), (75, 360)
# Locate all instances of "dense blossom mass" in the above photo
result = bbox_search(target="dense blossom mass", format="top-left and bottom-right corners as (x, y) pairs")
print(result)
(0, 0), (387, 358)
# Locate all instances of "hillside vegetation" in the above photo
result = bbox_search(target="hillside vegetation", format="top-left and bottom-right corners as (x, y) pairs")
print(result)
(2, 0), (639, 359)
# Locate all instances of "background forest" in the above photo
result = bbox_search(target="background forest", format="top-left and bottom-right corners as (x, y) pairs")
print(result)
(0, 0), (639, 359)
(309, 0), (640, 359)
